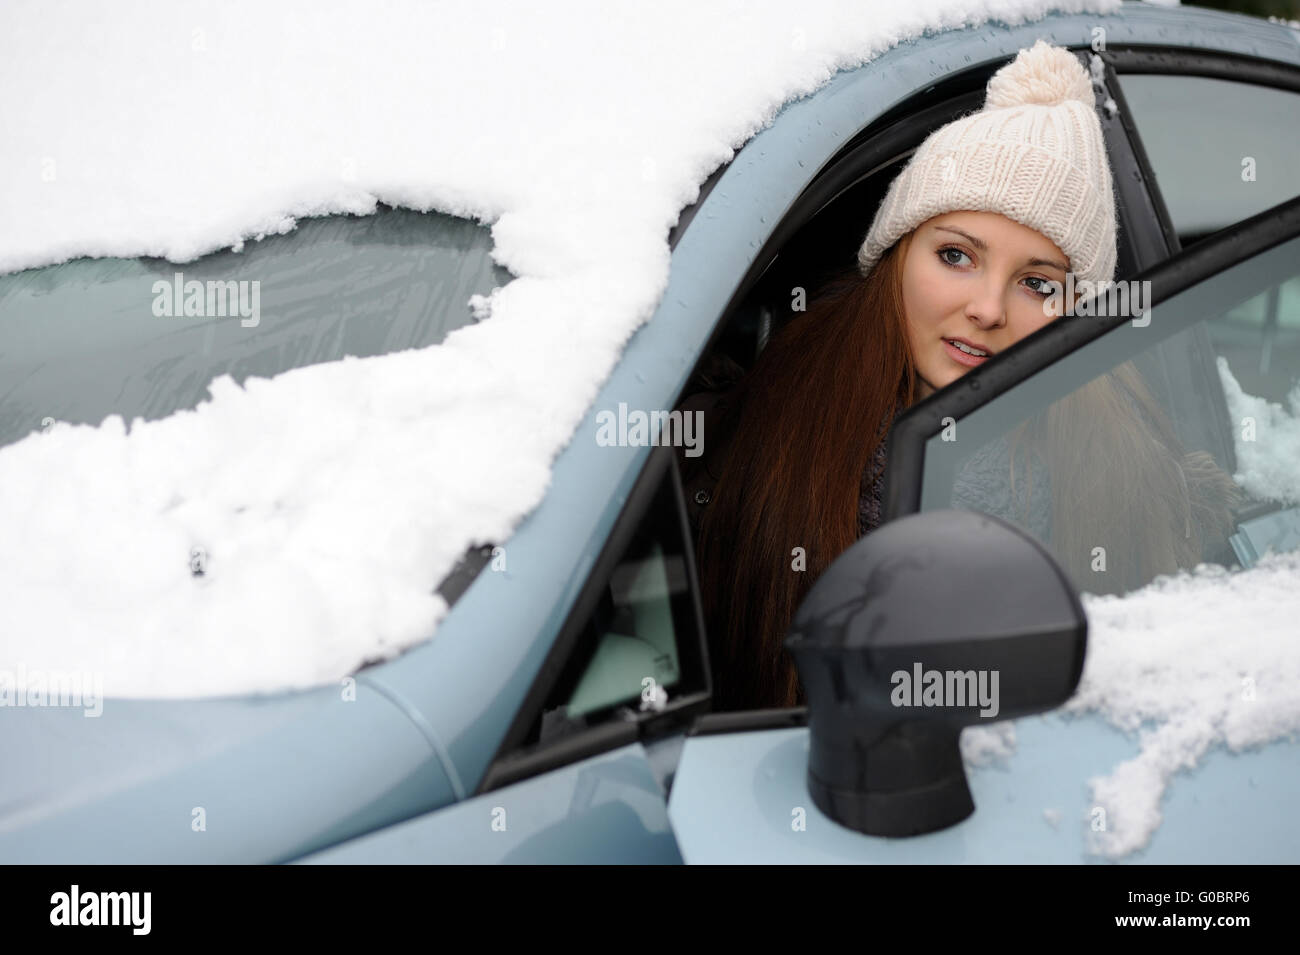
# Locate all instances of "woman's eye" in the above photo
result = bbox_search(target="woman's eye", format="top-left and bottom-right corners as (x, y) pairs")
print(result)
(1024, 276), (1059, 298)
(937, 247), (970, 267)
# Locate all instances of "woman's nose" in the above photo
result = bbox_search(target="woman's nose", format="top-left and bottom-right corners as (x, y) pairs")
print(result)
(964, 281), (1006, 330)
(967, 297), (1003, 330)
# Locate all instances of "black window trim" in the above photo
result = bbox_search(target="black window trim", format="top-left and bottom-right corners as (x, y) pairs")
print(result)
(882, 192), (1300, 522)
(476, 444), (712, 795)
(1103, 45), (1300, 95)
(1092, 50), (1181, 266)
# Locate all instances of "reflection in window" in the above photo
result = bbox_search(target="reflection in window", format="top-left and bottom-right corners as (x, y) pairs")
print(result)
(950, 357), (1242, 595)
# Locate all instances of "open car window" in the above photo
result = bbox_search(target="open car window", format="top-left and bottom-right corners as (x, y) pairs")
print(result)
(886, 196), (1300, 597)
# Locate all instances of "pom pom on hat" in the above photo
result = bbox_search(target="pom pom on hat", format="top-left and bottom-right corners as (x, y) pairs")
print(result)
(985, 38), (1094, 109)
(856, 40), (1118, 287)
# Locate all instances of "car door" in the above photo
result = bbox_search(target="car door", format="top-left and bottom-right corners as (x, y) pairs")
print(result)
(667, 194), (1300, 863)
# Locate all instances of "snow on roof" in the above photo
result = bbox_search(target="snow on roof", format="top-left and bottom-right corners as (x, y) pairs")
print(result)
(2, 0), (1124, 699)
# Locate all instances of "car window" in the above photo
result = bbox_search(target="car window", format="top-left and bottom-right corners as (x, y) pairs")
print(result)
(1116, 74), (1300, 245)
(0, 206), (509, 450)
(480, 446), (711, 792)
(912, 230), (1300, 597)
(536, 450), (707, 739)
(563, 541), (684, 718)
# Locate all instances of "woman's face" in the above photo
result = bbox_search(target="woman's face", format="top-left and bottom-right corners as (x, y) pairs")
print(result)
(901, 210), (1071, 399)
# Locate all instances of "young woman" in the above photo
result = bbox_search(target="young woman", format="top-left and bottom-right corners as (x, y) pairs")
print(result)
(685, 42), (1241, 713)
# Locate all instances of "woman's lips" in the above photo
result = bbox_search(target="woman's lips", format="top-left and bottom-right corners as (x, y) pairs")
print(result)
(942, 338), (990, 368)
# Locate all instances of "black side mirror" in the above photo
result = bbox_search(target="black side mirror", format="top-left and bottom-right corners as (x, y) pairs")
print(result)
(784, 509), (1086, 837)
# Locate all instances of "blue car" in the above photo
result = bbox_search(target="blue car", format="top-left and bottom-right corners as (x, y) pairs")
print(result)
(2, 3), (1299, 864)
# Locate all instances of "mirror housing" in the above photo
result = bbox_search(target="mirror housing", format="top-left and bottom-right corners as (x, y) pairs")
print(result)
(785, 509), (1086, 837)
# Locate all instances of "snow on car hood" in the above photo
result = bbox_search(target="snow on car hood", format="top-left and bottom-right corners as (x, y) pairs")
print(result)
(1070, 550), (1300, 859)
(0, 0), (1122, 698)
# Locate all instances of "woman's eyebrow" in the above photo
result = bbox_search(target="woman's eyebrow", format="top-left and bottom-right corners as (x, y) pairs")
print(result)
(933, 226), (1068, 272)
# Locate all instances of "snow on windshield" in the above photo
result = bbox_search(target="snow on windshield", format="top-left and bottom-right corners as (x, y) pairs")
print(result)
(0, 0), (1121, 699)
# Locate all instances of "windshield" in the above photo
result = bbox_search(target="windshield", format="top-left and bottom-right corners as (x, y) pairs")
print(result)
(0, 206), (509, 449)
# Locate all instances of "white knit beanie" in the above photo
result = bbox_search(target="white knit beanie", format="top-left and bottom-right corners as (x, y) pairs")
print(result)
(857, 40), (1117, 288)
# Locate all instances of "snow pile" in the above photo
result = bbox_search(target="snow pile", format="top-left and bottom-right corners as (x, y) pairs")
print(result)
(961, 722), (1017, 766)
(0, 1), (1122, 697)
(1219, 356), (1300, 505)
(1068, 551), (1300, 858)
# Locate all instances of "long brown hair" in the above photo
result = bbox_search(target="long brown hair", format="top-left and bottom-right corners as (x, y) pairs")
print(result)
(696, 235), (917, 712)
